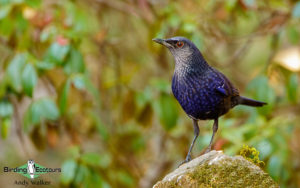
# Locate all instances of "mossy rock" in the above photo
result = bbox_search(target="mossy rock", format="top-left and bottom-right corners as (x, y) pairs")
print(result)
(153, 150), (278, 188)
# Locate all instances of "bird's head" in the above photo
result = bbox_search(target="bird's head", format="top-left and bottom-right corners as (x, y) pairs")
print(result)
(28, 160), (34, 165)
(153, 36), (204, 68)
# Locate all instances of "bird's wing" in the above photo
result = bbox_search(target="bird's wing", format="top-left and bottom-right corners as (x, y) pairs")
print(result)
(212, 69), (239, 97)
(216, 87), (228, 96)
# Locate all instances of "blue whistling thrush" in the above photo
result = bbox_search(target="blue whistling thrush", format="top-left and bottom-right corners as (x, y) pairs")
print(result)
(152, 37), (267, 165)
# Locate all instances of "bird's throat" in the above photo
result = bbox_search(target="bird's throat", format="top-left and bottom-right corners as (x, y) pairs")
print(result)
(174, 53), (210, 78)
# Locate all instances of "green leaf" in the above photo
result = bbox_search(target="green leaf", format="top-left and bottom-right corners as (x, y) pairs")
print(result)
(81, 152), (111, 168)
(86, 173), (105, 188)
(59, 75), (96, 115)
(72, 74), (86, 90)
(64, 48), (85, 74)
(256, 139), (273, 160)
(267, 155), (281, 181)
(73, 164), (90, 185)
(36, 61), (56, 70)
(80, 74), (101, 106)
(61, 159), (77, 185)
(39, 98), (60, 120)
(45, 42), (70, 65)
(0, 100), (13, 118)
(5, 53), (26, 92)
(292, 2), (300, 18)
(30, 101), (42, 124)
(23, 98), (60, 131)
(23, 105), (35, 131)
(21, 64), (38, 97)
(59, 79), (71, 115)
(116, 170), (134, 187)
(1, 118), (11, 139)
(287, 73), (298, 103)
(154, 93), (178, 131)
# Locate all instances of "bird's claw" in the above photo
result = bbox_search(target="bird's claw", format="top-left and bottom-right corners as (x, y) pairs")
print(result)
(205, 146), (212, 154)
(178, 155), (192, 167)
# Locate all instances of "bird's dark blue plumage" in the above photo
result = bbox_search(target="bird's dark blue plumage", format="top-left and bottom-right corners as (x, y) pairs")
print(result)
(152, 36), (266, 165)
(172, 67), (239, 120)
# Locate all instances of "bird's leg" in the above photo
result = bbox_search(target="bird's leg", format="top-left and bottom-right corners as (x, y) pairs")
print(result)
(205, 118), (218, 153)
(179, 119), (199, 166)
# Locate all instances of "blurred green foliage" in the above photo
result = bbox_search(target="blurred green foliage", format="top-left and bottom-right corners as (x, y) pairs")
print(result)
(0, 0), (300, 187)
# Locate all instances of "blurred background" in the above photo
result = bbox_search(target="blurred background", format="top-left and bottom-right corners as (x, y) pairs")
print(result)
(0, 0), (299, 187)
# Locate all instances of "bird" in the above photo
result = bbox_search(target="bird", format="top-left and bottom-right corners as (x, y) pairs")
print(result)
(27, 159), (36, 179)
(152, 36), (267, 165)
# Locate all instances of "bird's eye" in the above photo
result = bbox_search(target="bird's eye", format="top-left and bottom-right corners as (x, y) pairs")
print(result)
(176, 41), (184, 48)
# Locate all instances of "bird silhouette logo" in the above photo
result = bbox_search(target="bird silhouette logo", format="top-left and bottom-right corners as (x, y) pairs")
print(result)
(27, 159), (36, 179)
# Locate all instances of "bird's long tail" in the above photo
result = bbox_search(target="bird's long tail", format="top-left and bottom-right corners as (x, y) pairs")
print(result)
(238, 96), (267, 107)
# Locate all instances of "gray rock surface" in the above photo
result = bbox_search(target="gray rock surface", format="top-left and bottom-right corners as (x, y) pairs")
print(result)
(153, 150), (278, 188)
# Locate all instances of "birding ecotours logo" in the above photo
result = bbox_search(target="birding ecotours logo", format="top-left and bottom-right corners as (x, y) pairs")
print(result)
(3, 159), (61, 179)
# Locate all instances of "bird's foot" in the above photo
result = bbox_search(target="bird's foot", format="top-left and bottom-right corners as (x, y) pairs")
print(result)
(178, 155), (192, 167)
(204, 146), (212, 154)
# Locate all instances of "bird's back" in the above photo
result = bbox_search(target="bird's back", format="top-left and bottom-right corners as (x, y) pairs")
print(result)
(172, 67), (239, 120)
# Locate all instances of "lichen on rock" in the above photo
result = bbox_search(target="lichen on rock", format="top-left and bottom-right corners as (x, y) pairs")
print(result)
(153, 150), (278, 188)
(239, 145), (265, 168)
